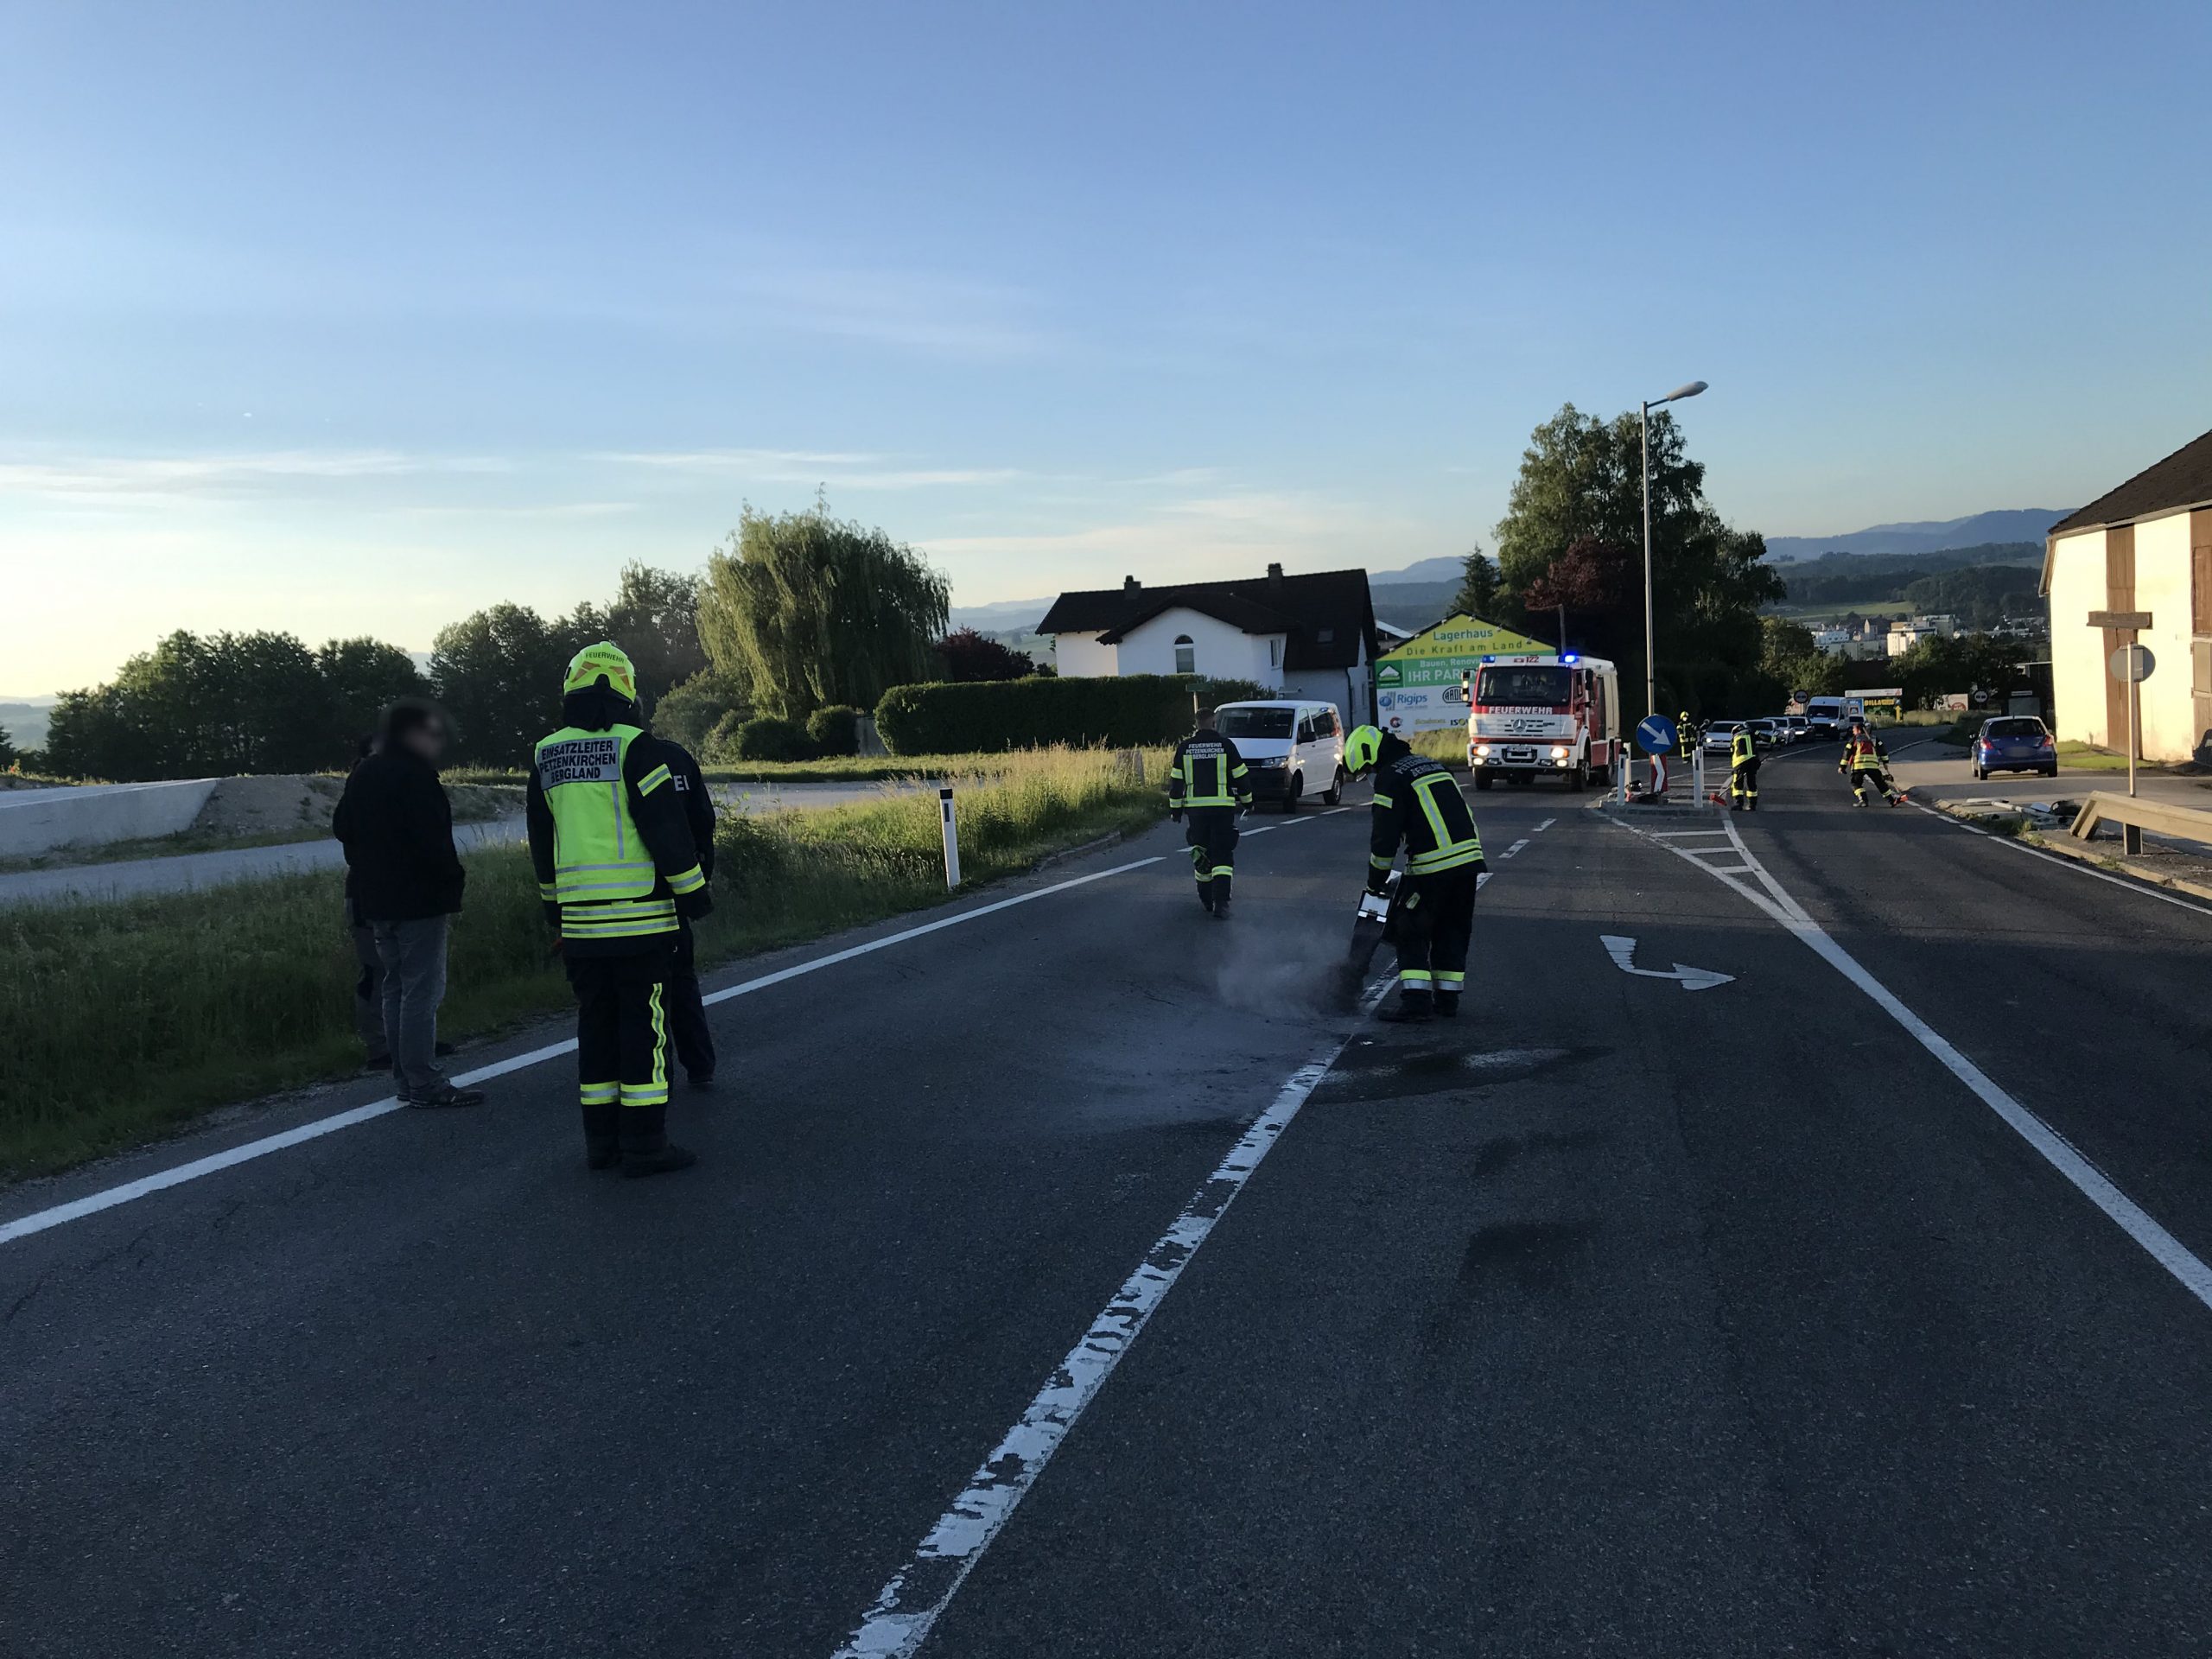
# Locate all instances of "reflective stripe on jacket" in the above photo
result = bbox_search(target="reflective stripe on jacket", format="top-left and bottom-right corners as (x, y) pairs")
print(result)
(528, 722), (706, 946)
(1169, 730), (1252, 809)
(1371, 751), (1487, 877)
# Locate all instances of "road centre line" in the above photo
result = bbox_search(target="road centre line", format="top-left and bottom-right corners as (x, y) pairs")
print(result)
(1500, 839), (1530, 859)
(1609, 806), (2212, 1314)
(831, 980), (1390, 1658)
(1534, 817), (1556, 831)
(0, 855), (1170, 1249)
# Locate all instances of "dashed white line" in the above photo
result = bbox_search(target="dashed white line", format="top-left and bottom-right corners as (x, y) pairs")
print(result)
(1534, 817), (1556, 832)
(1500, 838), (1530, 859)
(830, 977), (1392, 1658)
(1609, 806), (2212, 1315)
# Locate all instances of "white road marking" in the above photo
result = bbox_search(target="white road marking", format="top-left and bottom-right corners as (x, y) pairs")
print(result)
(1500, 838), (1530, 859)
(1534, 817), (1556, 831)
(1599, 934), (1733, 991)
(1609, 808), (2212, 1313)
(0, 855), (1169, 1249)
(1909, 802), (2212, 920)
(830, 978), (1391, 1659)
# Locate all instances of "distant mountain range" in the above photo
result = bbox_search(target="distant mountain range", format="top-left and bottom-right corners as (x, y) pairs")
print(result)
(1763, 509), (2072, 563)
(0, 696), (56, 751)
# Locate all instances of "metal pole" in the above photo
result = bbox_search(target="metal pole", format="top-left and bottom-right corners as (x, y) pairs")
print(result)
(2126, 667), (2143, 854)
(1641, 400), (1656, 791)
(939, 785), (961, 889)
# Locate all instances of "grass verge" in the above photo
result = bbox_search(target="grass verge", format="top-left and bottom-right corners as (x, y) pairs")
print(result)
(0, 748), (1163, 1181)
(446, 752), (1120, 787)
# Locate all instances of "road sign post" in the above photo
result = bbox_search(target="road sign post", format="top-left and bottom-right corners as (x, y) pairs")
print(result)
(2107, 642), (2157, 850)
(1633, 714), (1676, 799)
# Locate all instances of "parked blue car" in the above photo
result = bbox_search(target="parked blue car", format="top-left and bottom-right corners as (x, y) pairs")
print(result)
(1972, 715), (2057, 779)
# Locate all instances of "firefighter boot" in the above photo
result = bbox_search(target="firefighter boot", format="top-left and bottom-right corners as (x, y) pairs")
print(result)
(1433, 990), (1461, 1019)
(1376, 990), (1434, 1023)
(582, 1095), (621, 1172)
(620, 1103), (697, 1179)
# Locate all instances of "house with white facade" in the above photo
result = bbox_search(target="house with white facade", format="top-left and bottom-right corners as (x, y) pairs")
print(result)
(2040, 427), (2212, 763)
(1039, 564), (1381, 731)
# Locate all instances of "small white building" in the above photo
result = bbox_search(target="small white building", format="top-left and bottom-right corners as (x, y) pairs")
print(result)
(2041, 428), (2212, 763)
(1039, 564), (1381, 731)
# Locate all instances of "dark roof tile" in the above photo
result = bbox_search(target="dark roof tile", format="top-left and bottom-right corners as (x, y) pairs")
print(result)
(2050, 428), (2212, 537)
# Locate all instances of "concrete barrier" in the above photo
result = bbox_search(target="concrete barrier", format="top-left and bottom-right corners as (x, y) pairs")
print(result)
(0, 780), (221, 857)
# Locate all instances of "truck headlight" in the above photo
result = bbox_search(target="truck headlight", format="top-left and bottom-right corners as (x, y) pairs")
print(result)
(1549, 745), (1567, 760)
(1473, 744), (1491, 759)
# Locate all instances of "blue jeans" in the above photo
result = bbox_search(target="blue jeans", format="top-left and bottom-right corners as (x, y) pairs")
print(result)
(371, 916), (449, 1097)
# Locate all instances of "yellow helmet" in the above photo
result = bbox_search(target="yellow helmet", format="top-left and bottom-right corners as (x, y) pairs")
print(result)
(1344, 723), (1383, 775)
(563, 641), (639, 703)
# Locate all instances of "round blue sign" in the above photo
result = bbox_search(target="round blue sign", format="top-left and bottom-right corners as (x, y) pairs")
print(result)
(1635, 714), (1676, 756)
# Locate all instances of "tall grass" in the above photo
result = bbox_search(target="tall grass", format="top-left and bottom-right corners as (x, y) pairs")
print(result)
(0, 748), (1162, 1179)
(1408, 729), (1467, 764)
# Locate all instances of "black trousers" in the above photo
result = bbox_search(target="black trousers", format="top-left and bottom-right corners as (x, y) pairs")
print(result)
(1849, 766), (1896, 802)
(566, 941), (676, 1155)
(1395, 865), (1478, 999)
(667, 920), (716, 1080)
(1731, 755), (1760, 806)
(1184, 806), (1239, 908)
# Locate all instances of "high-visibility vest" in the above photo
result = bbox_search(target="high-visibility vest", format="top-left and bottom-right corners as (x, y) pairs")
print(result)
(1732, 730), (1756, 765)
(534, 723), (683, 941)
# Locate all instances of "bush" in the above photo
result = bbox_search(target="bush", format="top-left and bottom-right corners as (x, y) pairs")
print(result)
(806, 704), (864, 756)
(652, 670), (749, 756)
(1195, 677), (1269, 709)
(726, 715), (814, 761)
(874, 674), (1194, 755)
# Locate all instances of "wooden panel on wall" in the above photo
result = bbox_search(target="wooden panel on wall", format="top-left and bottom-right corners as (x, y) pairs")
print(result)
(2103, 525), (2133, 751)
(2192, 508), (2212, 637)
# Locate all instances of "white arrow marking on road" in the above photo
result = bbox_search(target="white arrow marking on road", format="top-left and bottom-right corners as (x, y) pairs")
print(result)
(1599, 934), (1734, 992)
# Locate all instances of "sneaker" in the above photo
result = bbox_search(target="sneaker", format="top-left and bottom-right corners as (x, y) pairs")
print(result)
(621, 1144), (698, 1179)
(407, 1083), (485, 1109)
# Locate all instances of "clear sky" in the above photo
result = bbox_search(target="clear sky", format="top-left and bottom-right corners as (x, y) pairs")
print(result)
(5, 0), (2209, 694)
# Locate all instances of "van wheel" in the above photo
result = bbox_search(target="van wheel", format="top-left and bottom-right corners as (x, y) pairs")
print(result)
(1282, 772), (1303, 813)
(1321, 766), (1344, 806)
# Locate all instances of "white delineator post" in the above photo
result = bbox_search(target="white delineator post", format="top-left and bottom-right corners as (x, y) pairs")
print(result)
(939, 785), (962, 889)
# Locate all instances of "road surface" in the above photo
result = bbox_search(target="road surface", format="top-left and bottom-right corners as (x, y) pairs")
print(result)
(7, 753), (2212, 1657)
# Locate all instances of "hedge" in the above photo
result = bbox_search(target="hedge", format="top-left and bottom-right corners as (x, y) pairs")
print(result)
(874, 674), (1195, 755)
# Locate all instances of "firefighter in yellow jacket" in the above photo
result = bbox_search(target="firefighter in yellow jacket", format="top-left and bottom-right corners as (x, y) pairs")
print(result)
(1839, 724), (1904, 806)
(1728, 722), (1760, 811)
(1167, 709), (1254, 917)
(527, 643), (713, 1176)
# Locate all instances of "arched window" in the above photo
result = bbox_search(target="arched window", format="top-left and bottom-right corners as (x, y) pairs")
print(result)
(1173, 634), (1195, 675)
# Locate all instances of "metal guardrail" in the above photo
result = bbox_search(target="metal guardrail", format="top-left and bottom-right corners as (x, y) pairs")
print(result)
(2069, 790), (2212, 851)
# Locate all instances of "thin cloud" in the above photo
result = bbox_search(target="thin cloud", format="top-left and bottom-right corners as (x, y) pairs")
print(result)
(594, 448), (1022, 491)
(0, 449), (509, 503)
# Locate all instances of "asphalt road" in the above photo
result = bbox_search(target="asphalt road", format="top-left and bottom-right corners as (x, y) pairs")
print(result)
(7, 755), (2212, 1657)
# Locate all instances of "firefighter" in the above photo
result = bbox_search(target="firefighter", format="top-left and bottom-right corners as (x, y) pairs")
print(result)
(1676, 710), (1699, 762)
(1167, 708), (1254, 917)
(1839, 725), (1904, 806)
(527, 643), (713, 1176)
(1728, 721), (1760, 811)
(1344, 724), (1487, 1022)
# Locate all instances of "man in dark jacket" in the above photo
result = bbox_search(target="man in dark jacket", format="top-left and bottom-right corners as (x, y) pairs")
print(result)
(661, 734), (718, 1089)
(1344, 724), (1488, 1022)
(1167, 709), (1254, 918)
(333, 700), (484, 1107)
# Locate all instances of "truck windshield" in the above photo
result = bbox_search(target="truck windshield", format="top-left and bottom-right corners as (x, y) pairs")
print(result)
(1475, 665), (1570, 707)
(1217, 708), (1294, 739)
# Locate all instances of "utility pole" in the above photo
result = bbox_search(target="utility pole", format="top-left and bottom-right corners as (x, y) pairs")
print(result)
(1639, 380), (1707, 789)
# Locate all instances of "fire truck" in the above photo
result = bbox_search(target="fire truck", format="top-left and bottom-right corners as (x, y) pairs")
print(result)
(1463, 652), (1620, 791)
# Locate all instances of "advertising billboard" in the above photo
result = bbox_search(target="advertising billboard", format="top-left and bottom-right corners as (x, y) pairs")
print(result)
(1372, 614), (1554, 733)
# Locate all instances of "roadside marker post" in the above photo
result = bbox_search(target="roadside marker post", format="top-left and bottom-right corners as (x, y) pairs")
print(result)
(939, 785), (962, 888)
(2107, 639), (2157, 853)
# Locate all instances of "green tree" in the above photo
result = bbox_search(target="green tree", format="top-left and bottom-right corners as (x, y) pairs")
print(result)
(41, 631), (338, 779)
(0, 724), (16, 769)
(317, 638), (429, 752)
(604, 562), (709, 701)
(651, 669), (751, 755)
(432, 602), (604, 766)
(696, 503), (949, 719)
(1450, 546), (1504, 620)
(1492, 404), (1781, 715)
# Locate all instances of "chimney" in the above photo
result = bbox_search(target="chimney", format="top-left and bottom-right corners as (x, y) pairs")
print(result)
(1123, 575), (1141, 592)
(1266, 562), (1285, 588)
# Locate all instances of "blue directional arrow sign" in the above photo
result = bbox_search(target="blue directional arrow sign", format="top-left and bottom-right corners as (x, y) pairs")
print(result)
(1635, 714), (1676, 756)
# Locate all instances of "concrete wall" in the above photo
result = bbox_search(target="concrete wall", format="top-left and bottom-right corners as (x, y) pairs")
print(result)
(0, 779), (220, 857)
(1113, 608), (1282, 686)
(2050, 518), (2201, 760)
(1053, 632), (1118, 677)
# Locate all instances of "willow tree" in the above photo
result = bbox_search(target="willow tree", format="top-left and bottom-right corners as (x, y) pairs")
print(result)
(696, 504), (950, 719)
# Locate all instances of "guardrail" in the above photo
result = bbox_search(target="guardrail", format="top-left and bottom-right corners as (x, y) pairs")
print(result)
(2069, 790), (2212, 855)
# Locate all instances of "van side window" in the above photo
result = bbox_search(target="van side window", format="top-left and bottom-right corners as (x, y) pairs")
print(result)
(1298, 715), (1316, 741)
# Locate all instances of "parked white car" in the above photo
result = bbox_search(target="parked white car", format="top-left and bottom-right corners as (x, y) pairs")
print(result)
(1214, 700), (1347, 812)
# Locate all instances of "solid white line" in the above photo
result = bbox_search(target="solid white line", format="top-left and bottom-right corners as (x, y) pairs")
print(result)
(1909, 803), (2212, 920)
(1609, 809), (2212, 1313)
(831, 979), (1389, 1659)
(0, 855), (1167, 1249)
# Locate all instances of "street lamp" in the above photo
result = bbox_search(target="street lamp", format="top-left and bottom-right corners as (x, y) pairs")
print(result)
(1641, 379), (1707, 780)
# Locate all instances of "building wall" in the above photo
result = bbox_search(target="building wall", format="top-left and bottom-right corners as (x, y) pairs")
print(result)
(1112, 608), (1282, 685)
(2049, 517), (2202, 760)
(2047, 527), (2108, 746)
(1052, 632), (1118, 678)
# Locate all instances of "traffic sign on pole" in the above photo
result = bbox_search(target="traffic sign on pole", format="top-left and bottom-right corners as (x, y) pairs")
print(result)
(1635, 714), (1676, 756)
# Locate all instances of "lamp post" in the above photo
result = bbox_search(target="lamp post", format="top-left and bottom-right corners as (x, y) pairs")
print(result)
(1641, 379), (1707, 787)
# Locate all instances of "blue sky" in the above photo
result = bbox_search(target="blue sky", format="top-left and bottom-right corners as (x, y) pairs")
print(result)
(5, 0), (2209, 693)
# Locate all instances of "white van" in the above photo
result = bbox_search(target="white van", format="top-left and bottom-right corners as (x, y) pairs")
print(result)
(1213, 700), (1346, 812)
